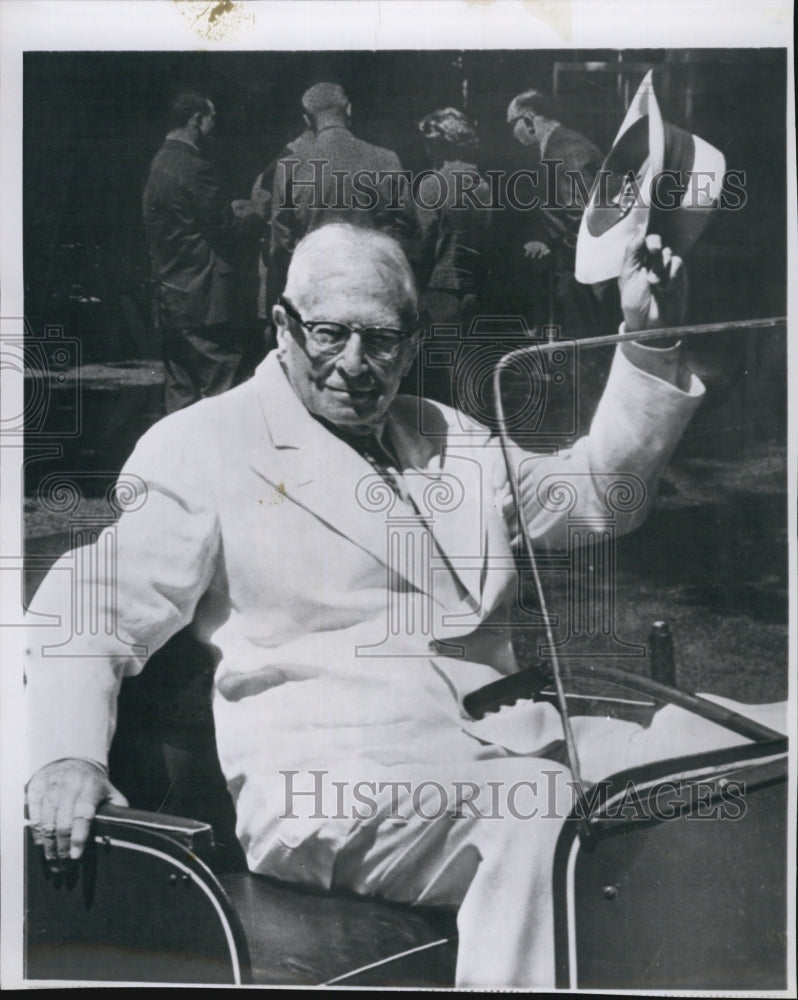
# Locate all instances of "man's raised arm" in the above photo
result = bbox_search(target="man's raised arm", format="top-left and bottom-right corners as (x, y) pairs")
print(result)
(503, 233), (705, 548)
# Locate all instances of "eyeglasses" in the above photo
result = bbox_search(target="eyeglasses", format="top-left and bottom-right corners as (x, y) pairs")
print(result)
(279, 295), (417, 362)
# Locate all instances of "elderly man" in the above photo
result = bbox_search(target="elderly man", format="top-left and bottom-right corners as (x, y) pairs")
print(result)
(27, 222), (704, 987)
(143, 90), (262, 412)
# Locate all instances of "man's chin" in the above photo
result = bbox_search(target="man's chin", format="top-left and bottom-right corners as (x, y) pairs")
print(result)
(316, 389), (385, 427)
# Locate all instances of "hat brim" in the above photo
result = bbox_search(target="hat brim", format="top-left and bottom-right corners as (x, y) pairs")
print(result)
(575, 71), (725, 284)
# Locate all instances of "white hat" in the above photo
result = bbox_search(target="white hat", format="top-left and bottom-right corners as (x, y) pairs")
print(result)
(575, 70), (726, 284)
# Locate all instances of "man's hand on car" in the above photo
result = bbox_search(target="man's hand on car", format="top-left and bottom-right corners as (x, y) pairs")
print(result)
(27, 758), (128, 872)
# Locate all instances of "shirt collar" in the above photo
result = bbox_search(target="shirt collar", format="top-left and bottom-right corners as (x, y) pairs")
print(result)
(165, 131), (199, 152)
(312, 413), (391, 454)
(536, 119), (559, 156)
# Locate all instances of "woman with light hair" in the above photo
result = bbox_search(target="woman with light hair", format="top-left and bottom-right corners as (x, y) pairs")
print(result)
(414, 107), (494, 412)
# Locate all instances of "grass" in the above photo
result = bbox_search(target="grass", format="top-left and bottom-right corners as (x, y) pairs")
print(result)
(513, 442), (788, 705)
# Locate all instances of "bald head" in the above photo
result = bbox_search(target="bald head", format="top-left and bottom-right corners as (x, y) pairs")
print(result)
(285, 223), (418, 325)
(507, 89), (556, 124)
(302, 82), (348, 115)
(302, 82), (350, 130)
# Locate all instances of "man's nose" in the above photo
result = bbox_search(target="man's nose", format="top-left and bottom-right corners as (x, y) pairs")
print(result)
(336, 332), (369, 376)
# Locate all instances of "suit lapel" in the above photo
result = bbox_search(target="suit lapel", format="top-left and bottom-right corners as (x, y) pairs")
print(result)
(387, 399), (488, 611)
(250, 356), (465, 609)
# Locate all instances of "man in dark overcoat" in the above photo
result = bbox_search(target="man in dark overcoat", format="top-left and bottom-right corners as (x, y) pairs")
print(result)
(143, 90), (262, 413)
(270, 83), (422, 297)
(506, 89), (614, 339)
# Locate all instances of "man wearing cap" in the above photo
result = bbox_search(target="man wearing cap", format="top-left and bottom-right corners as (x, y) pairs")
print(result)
(142, 90), (263, 413)
(506, 89), (610, 338)
(27, 222), (711, 987)
(270, 83), (421, 293)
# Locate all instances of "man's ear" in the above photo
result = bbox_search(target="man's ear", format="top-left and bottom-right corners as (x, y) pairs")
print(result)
(400, 331), (422, 377)
(302, 113), (312, 131)
(273, 302), (288, 335)
(272, 303), (290, 358)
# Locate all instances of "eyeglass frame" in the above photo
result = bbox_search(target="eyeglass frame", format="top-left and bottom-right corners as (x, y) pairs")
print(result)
(507, 112), (539, 132)
(278, 295), (420, 363)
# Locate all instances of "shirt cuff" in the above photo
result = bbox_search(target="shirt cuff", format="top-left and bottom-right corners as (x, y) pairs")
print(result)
(618, 323), (690, 391)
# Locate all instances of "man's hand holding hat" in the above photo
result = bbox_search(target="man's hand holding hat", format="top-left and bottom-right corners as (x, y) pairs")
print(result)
(620, 233), (687, 346)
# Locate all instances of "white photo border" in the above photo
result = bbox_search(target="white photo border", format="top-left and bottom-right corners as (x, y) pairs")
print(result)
(1, 0), (795, 992)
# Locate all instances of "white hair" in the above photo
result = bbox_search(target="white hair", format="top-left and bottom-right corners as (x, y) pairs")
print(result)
(284, 223), (418, 320)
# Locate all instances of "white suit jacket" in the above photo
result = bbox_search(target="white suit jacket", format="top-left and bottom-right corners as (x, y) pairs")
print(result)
(26, 346), (704, 875)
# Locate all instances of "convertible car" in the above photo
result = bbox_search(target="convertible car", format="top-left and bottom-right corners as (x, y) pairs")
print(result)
(24, 329), (790, 989)
(25, 657), (788, 988)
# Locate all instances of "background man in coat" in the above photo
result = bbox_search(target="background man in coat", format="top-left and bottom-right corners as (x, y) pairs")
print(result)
(142, 90), (262, 413)
(506, 89), (613, 339)
(28, 222), (708, 987)
(269, 83), (422, 299)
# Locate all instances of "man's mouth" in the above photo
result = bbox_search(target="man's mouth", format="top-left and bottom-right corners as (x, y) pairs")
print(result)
(327, 385), (378, 399)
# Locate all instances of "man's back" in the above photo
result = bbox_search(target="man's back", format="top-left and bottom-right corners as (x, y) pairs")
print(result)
(270, 125), (417, 262)
(538, 124), (603, 266)
(417, 159), (493, 294)
(143, 137), (243, 329)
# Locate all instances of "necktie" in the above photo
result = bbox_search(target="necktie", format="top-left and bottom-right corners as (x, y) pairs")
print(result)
(315, 416), (408, 501)
(322, 422), (400, 495)
(350, 431), (405, 500)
